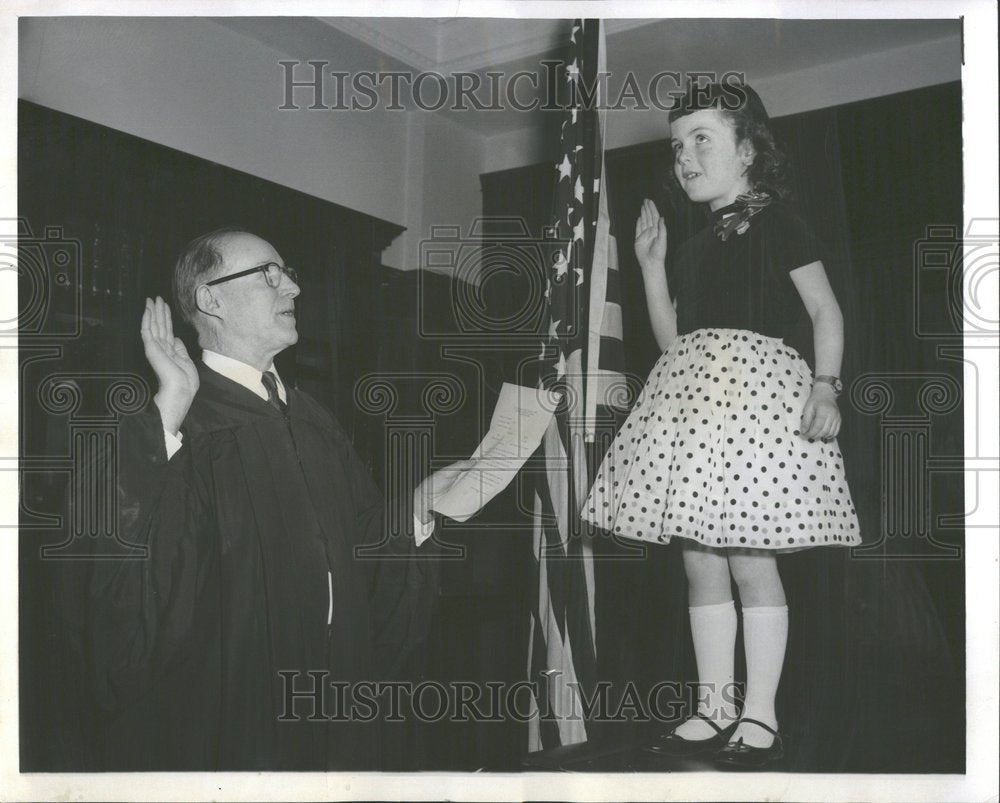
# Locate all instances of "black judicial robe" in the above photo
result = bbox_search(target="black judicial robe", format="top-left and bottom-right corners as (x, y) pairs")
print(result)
(86, 364), (434, 770)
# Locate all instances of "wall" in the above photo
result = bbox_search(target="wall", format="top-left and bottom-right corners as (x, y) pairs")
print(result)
(19, 19), (961, 270)
(18, 17), (425, 268)
(482, 34), (963, 173)
(415, 114), (487, 275)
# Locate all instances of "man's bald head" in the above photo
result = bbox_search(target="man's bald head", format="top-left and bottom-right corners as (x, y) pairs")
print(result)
(172, 227), (252, 327)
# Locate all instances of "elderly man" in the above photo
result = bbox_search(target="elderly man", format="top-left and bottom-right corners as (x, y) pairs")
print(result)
(87, 228), (466, 770)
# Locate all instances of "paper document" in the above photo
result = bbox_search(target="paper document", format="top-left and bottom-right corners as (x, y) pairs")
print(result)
(430, 383), (560, 524)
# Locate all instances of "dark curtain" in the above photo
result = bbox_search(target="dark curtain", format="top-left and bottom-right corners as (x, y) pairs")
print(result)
(18, 101), (404, 770)
(479, 82), (964, 772)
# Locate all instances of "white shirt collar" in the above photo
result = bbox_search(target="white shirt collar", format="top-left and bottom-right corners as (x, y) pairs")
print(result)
(201, 349), (287, 403)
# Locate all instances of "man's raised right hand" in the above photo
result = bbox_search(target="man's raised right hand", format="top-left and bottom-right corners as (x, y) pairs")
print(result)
(141, 296), (199, 436)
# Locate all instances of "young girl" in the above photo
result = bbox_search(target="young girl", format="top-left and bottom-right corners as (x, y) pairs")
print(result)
(582, 83), (861, 768)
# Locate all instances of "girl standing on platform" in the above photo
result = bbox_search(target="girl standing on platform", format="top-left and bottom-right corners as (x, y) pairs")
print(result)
(582, 83), (860, 769)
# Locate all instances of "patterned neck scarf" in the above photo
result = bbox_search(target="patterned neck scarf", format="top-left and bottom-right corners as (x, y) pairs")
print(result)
(712, 190), (773, 241)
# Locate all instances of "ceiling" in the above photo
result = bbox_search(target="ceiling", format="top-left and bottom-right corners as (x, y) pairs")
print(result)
(316, 17), (657, 72)
(214, 16), (961, 136)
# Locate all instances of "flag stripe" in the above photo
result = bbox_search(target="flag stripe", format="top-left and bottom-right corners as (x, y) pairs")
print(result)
(604, 263), (621, 305)
(599, 302), (623, 347)
(599, 335), (625, 370)
(527, 569), (565, 749)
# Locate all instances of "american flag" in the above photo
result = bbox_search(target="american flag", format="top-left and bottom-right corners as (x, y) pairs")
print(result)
(527, 18), (626, 752)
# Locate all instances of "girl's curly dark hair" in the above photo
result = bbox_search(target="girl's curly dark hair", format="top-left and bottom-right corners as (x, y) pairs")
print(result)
(667, 81), (793, 201)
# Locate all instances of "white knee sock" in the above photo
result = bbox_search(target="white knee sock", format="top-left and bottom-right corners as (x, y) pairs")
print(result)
(673, 600), (738, 739)
(736, 604), (788, 747)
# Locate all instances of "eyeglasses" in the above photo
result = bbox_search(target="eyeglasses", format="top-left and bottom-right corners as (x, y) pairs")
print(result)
(205, 262), (299, 289)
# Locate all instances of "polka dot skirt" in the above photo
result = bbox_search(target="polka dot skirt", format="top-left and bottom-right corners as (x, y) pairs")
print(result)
(582, 328), (861, 552)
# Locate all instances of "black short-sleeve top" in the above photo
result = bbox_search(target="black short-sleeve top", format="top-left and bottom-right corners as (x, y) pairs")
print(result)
(671, 200), (824, 341)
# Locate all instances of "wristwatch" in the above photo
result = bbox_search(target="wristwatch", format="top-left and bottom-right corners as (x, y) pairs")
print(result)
(813, 375), (843, 395)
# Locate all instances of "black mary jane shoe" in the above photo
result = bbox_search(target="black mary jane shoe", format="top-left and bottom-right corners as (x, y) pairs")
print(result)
(644, 713), (740, 757)
(714, 717), (784, 770)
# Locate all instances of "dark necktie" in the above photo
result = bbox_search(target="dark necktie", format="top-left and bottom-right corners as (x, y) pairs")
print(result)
(261, 370), (288, 414)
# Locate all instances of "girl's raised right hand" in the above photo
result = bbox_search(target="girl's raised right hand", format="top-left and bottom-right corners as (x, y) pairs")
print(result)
(634, 198), (668, 270)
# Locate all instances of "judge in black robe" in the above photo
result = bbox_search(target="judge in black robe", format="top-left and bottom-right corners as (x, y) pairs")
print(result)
(84, 229), (464, 770)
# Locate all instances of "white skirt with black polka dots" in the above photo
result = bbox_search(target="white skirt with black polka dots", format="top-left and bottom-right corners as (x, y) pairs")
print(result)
(582, 328), (861, 552)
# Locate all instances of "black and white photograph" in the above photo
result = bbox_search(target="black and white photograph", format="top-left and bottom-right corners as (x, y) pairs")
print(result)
(2, 1), (997, 800)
